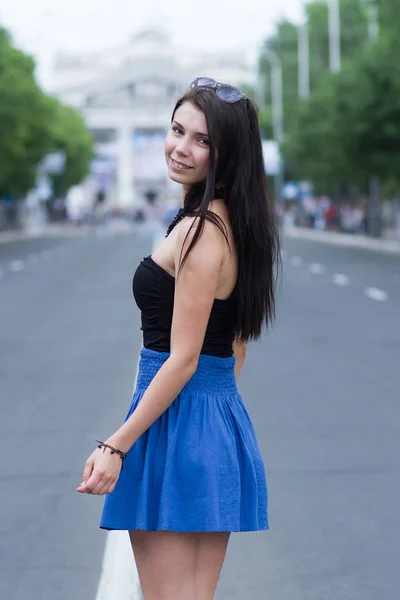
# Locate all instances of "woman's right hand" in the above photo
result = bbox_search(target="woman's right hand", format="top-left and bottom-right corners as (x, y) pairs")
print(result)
(76, 446), (122, 495)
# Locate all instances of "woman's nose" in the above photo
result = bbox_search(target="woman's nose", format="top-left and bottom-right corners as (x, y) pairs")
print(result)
(175, 138), (190, 156)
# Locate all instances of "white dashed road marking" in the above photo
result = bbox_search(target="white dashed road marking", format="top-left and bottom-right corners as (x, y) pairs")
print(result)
(96, 353), (143, 599)
(10, 260), (24, 272)
(332, 273), (350, 286)
(95, 236), (162, 600)
(365, 287), (388, 302)
(95, 531), (142, 600)
(308, 263), (325, 275)
(291, 255), (303, 266)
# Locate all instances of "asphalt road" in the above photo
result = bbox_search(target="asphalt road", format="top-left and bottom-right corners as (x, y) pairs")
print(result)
(219, 236), (400, 599)
(1, 224), (399, 600)
(0, 225), (148, 600)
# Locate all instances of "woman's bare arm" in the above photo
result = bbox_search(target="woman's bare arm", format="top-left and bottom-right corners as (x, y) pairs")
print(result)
(77, 218), (228, 494)
(105, 218), (226, 453)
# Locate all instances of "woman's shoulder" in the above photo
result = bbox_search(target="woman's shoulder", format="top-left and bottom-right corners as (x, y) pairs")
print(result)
(172, 206), (226, 261)
(175, 212), (225, 248)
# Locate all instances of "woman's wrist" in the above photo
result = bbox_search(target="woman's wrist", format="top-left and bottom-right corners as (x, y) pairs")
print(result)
(96, 440), (127, 469)
(104, 434), (132, 455)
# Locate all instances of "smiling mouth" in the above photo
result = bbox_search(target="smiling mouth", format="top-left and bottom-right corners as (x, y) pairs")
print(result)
(171, 159), (192, 170)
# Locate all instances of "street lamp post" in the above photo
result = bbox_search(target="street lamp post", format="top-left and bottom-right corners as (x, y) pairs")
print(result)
(258, 48), (284, 201)
(298, 21), (310, 99)
(367, 4), (379, 42)
(328, 0), (341, 72)
(258, 49), (284, 144)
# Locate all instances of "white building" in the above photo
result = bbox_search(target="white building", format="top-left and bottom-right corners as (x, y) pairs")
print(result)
(51, 30), (255, 209)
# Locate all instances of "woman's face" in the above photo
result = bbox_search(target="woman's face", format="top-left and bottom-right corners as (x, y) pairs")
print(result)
(165, 101), (210, 188)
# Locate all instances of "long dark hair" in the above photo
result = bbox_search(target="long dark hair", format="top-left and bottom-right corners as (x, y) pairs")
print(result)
(171, 86), (280, 341)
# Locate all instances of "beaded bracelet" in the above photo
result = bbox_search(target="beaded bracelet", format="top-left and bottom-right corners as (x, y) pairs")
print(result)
(96, 440), (127, 470)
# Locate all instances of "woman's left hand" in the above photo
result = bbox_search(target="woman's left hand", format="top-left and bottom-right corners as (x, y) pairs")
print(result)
(76, 446), (123, 495)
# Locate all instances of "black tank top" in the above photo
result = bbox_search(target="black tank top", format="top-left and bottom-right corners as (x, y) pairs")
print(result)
(132, 256), (237, 358)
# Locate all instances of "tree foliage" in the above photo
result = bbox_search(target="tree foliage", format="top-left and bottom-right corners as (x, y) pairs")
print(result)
(0, 27), (93, 199)
(259, 0), (400, 194)
(260, 0), (369, 135)
(0, 29), (54, 197)
(49, 101), (94, 197)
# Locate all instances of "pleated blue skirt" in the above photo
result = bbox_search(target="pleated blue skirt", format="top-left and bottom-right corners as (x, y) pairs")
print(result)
(100, 348), (268, 532)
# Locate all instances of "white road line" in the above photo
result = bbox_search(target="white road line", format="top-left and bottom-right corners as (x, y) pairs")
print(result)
(332, 273), (350, 286)
(10, 260), (24, 272)
(365, 287), (388, 302)
(95, 234), (166, 600)
(308, 263), (325, 275)
(96, 229), (115, 237)
(96, 352), (143, 600)
(95, 531), (143, 600)
(95, 228), (224, 600)
(291, 255), (303, 266)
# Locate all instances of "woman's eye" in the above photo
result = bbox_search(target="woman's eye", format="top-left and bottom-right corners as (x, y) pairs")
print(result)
(199, 138), (209, 145)
(172, 127), (182, 134)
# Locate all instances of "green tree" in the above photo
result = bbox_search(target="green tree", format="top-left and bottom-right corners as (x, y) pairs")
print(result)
(49, 101), (94, 197)
(374, 0), (400, 40)
(259, 106), (274, 140)
(0, 28), (55, 197)
(333, 44), (400, 185)
(284, 47), (400, 192)
(0, 27), (93, 200)
(261, 20), (298, 104)
(283, 0), (400, 193)
(306, 0), (369, 88)
(283, 75), (346, 191)
(259, 0), (370, 138)
(259, 20), (300, 134)
(239, 82), (274, 138)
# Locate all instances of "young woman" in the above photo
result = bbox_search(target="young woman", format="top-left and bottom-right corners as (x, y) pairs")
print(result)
(77, 77), (280, 599)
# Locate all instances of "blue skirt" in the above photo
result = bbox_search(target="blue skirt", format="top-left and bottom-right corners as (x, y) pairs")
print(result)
(100, 348), (268, 532)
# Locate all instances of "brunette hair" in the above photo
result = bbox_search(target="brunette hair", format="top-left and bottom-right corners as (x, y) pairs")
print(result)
(171, 85), (280, 341)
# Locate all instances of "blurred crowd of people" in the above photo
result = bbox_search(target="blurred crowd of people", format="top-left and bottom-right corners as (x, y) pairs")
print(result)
(3, 186), (400, 240)
(284, 195), (368, 234)
(283, 195), (400, 237)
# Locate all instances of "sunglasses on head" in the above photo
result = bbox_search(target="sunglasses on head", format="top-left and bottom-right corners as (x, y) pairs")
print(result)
(190, 77), (247, 104)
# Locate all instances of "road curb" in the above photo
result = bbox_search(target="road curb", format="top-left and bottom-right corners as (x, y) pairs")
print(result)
(284, 226), (400, 255)
(0, 225), (91, 244)
(0, 230), (33, 244)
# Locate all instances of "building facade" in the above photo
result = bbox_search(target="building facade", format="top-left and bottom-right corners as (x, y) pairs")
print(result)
(51, 30), (254, 208)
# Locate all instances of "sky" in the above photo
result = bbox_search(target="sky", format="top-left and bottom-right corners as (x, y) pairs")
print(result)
(0, 0), (304, 87)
